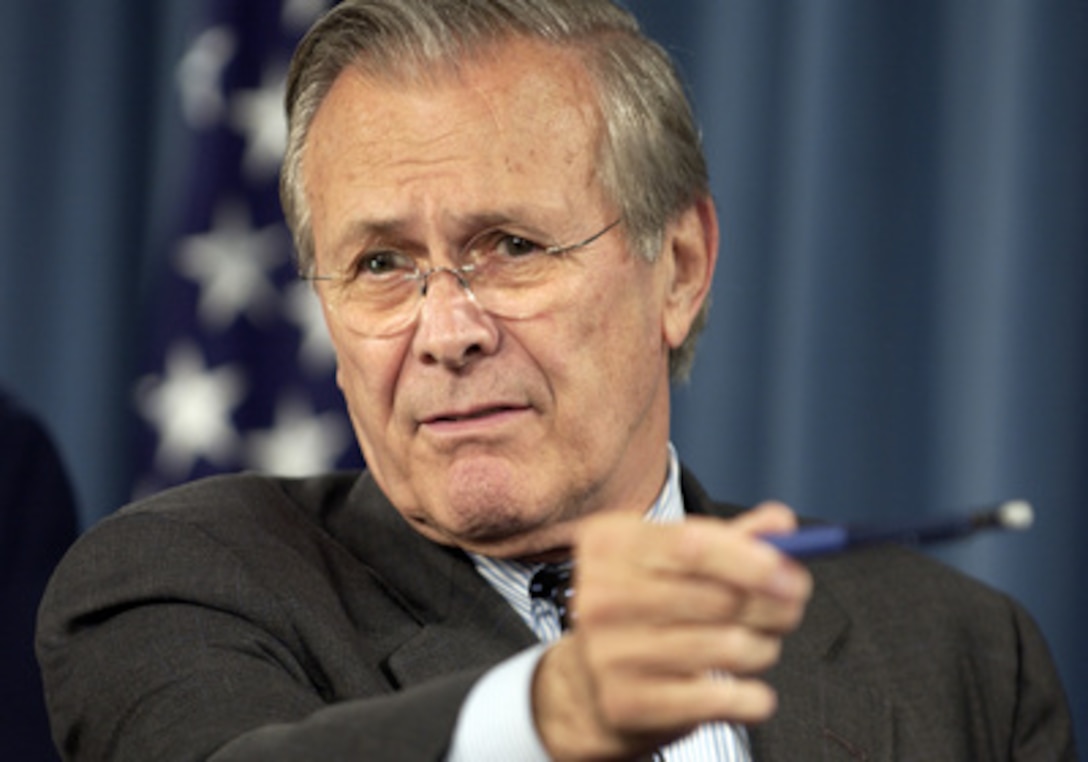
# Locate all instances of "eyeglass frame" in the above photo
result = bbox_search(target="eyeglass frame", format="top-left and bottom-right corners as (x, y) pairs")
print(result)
(300, 216), (624, 335)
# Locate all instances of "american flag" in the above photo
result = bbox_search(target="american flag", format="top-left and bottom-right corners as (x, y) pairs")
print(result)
(132, 0), (363, 497)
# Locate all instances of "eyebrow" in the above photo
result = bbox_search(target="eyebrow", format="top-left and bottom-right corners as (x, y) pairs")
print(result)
(326, 210), (554, 259)
(327, 217), (408, 259)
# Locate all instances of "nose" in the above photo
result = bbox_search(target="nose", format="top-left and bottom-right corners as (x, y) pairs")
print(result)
(411, 267), (500, 369)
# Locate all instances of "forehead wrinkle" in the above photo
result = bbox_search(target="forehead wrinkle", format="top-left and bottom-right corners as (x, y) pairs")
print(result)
(449, 38), (604, 185)
(309, 39), (612, 265)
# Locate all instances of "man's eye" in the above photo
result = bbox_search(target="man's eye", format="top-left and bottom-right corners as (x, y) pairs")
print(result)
(493, 234), (545, 258)
(353, 251), (412, 278)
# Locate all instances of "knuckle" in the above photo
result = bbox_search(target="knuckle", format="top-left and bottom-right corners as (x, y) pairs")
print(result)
(708, 587), (743, 619)
(713, 677), (778, 723)
(714, 628), (781, 674)
(573, 585), (618, 626)
(595, 682), (646, 727)
(673, 520), (715, 567)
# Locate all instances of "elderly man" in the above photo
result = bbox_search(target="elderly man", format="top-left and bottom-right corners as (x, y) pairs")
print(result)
(38, 1), (1074, 760)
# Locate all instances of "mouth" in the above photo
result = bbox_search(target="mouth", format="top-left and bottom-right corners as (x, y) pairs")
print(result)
(422, 404), (527, 426)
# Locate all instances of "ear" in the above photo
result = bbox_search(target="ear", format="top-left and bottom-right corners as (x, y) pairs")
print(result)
(661, 195), (719, 349)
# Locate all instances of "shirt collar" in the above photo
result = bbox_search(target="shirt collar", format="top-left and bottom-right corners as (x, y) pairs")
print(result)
(471, 443), (684, 636)
(646, 441), (684, 525)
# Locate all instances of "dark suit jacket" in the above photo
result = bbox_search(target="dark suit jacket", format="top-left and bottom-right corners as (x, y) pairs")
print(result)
(37, 469), (1075, 761)
(1, 394), (78, 762)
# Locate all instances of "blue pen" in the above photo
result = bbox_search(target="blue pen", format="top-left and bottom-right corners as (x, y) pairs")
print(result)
(763, 500), (1034, 559)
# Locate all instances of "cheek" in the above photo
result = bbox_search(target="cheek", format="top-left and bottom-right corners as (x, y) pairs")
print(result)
(327, 322), (405, 439)
(585, 271), (664, 359)
(545, 276), (663, 405)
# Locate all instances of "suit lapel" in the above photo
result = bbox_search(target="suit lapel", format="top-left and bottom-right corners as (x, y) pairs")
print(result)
(329, 473), (538, 689)
(748, 586), (895, 761)
(682, 469), (895, 760)
(384, 557), (539, 687)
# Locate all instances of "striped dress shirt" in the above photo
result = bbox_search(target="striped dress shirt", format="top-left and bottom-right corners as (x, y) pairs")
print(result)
(466, 445), (751, 761)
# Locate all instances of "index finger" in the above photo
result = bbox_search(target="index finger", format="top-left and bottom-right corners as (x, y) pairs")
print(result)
(578, 512), (810, 602)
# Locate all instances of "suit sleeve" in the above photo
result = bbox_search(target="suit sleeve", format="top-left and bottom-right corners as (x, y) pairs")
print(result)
(36, 508), (484, 762)
(1007, 595), (1078, 760)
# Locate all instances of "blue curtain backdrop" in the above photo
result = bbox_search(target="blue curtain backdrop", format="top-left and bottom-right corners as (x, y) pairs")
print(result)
(0, 0), (1084, 746)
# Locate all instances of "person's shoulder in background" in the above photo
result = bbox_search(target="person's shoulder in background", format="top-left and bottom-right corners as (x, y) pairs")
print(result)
(0, 392), (80, 572)
(1, 390), (79, 761)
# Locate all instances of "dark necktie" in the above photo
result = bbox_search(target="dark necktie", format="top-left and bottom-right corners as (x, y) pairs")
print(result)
(529, 565), (664, 761)
(529, 564), (575, 630)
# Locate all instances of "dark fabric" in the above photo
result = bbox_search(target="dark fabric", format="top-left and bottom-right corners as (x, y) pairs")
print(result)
(0, 394), (79, 762)
(37, 468), (1075, 761)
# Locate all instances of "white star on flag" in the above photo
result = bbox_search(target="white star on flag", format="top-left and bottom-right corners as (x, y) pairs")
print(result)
(175, 200), (288, 331)
(246, 394), (351, 477)
(282, 0), (330, 31)
(284, 280), (337, 374)
(176, 25), (237, 129)
(231, 65), (290, 181)
(136, 341), (247, 478)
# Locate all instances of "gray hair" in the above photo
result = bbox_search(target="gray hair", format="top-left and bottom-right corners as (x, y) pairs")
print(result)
(281, 0), (711, 380)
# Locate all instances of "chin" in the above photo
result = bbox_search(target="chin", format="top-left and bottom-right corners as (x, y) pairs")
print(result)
(440, 496), (543, 546)
(444, 454), (529, 518)
(429, 493), (565, 559)
(405, 455), (577, 556)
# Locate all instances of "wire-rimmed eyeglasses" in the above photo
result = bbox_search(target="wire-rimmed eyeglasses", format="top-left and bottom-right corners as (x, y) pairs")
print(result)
(302, 218), (623, 337)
